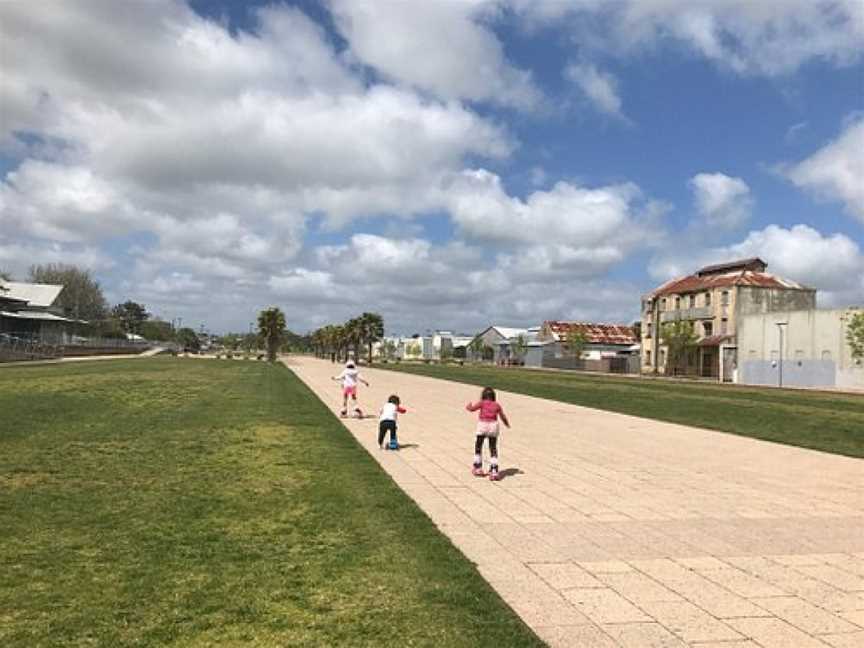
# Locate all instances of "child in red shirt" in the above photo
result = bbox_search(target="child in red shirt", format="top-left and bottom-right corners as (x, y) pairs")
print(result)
(466, 386), (511, 481)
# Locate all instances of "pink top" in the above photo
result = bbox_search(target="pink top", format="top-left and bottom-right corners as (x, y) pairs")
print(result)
(466, 400), (503, 422)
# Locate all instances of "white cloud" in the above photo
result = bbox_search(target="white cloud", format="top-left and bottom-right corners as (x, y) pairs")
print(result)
(268, 233), (642, 333)
(689, 172), (753, 229)
(0, 236), (114, 278)
(0, 161), (138, 242)
(781, 117), (864, 223)
(328, 0), (539, 108)
(0, 1), (513, 232)
(0, 0), (522, 329)
(514, 0), (864, 77)
(564, 63), (627, 120)
(445, 169), (665, 271)
(650, 224), (864, 308)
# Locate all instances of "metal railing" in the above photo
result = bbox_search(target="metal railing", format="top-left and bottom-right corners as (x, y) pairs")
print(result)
(0, 333), (64, 362)
(0, 331), (159, 363)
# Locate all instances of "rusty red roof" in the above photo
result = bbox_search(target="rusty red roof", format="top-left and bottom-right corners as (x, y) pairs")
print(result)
(649, 269), (811, 297)
(696, 257), (766, 277)
(543, 321), (638, 345)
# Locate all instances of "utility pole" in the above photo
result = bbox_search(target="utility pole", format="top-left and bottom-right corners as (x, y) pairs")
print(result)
(776, 322), (788, 388)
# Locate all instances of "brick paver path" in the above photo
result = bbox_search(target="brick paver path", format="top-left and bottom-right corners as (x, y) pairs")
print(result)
(287, 357), (864, 648)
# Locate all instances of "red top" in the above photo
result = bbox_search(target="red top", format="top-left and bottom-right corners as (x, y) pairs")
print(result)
(466, 400), (503, 422)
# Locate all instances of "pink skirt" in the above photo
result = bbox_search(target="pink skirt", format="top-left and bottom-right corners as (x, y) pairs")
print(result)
(476, 420), (500, 438)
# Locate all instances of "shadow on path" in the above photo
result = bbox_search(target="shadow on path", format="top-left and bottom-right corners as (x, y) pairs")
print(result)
(497, 467), (523, 480)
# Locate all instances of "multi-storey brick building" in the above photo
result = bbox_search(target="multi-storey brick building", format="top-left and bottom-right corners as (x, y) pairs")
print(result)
(641, 258), (816, 380)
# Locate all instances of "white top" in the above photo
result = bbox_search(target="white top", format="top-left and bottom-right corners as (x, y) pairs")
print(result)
(379, 402), (401, 422)
(337, 367), (360, 387)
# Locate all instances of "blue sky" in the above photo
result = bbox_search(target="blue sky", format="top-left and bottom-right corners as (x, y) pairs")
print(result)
(1, 1), (862, 334)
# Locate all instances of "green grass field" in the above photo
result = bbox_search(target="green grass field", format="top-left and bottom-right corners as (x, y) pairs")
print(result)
(379, 363), (864, 459)
(0, 358), (542, 648)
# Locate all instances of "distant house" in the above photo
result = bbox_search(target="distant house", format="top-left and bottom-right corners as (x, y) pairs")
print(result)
(525, 321), (639, 370)
(472, 325), (532, 364)
(641, 258), (815, 380)
(0, 281), (78, 343)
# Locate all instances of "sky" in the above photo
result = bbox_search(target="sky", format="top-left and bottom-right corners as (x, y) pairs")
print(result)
(0, 0), (862, 335)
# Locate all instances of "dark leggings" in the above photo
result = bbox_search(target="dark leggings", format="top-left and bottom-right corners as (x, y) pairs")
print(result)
(475, 434), (498, 458)
(378, 420), (397, 445)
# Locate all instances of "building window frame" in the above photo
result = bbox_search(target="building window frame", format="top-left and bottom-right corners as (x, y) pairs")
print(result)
(704, 292), (712, 307)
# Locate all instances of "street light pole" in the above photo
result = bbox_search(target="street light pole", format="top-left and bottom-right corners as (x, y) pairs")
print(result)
(776, 322), (788, 388)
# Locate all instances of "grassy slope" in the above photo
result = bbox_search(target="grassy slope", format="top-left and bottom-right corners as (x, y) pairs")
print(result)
(0, 359), (542, 648)
(378, 363), (864, 459)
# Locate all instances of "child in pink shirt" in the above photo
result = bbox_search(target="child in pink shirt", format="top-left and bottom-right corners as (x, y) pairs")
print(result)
(466, 386), (511, 481)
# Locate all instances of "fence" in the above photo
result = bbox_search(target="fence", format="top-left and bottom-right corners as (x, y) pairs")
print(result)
(0, 331), (157, 363)
(0, 334), (64, 362)
(538, 355), (640, 375)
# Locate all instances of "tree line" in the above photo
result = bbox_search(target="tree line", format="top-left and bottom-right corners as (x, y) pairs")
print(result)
(310, 312), (384, 364)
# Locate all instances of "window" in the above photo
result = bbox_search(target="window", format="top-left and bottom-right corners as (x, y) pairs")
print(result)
(675, 296), (681, 310)
(660, 298), (667, 311)
(703, 321), (713, 337)
(721, 291), (729, 306)
(721, 318), (728, 335)
(645, 322), (652, 338)
(689, 294), (696, 308)
(705, 292), (712, 306)
(646, 350), (652, 366)
(659, 349), (666, 365)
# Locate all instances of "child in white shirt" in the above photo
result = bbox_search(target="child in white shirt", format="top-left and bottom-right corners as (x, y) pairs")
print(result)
(378, 394), (407, 449)
(332, 361), (369, 417)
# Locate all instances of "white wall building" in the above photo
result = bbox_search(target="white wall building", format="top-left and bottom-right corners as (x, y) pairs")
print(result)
(736, 307), (864, 391)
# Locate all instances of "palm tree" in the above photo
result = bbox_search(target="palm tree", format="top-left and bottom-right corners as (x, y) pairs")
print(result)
(360, 312), (384, 364)
(331, 324), (348, 362)
(257, 307), (286, 362)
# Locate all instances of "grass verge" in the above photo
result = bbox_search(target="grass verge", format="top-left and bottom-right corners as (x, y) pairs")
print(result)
(0, 358), (543, 647)
(377, 362), (864, 459)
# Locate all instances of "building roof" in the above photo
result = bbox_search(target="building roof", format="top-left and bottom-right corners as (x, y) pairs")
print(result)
(543, 321), (638, 345)
(0, 293), (28, 306)
(696, 258), (766, 277)
(476, 325), (529, 340)
(648, 264), (811, 298)
(0, 282), (64, 308)
(494, 326), (529, 339)
(0, 310), (76, 322)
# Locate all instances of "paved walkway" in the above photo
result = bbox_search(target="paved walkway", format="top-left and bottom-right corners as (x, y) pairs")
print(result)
(287, 357), (864, 648)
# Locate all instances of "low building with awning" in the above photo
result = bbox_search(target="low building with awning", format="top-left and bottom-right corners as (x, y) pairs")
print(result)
(0, 281), (79, 343)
